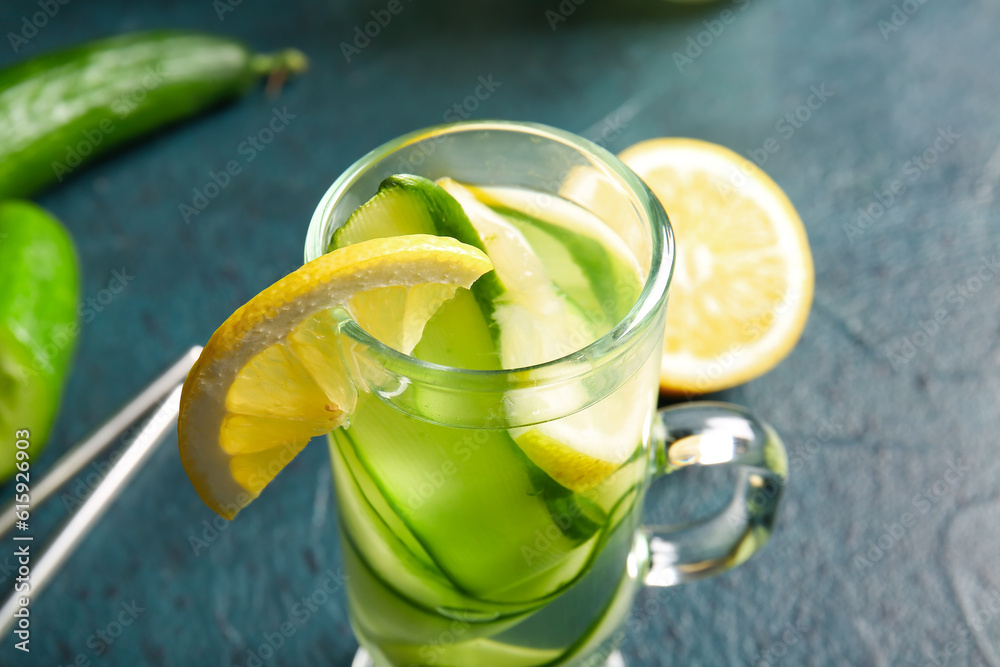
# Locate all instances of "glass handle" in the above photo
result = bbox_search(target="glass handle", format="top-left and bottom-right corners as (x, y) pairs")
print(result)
(640, 401), (788, 587)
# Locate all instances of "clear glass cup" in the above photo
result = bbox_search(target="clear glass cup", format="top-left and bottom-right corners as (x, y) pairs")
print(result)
(305, 120), (787, 667)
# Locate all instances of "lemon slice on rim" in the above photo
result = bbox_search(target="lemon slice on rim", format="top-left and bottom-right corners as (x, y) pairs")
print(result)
(617, 137), (814, 394)
(178, 235), (492, 519)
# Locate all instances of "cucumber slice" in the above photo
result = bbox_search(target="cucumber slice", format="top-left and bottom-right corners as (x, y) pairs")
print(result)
(490, 214), (606, 324)
(439, 180), (640, 492)
(472, 184), (644, 330)
(411, 290), (501, 370)
(553, 558), (640, 666)
(345, 487), (641, 666)
(331, 431), (548, 621)
(341, 389), (602, 599)
(331, 429), (439, 572)
(490, 485), (640, 658)
(331, 175), (486, 255)
(329, 173), (504, 359)
(438, 178), (599, 372)
(340, 525), (531, 646)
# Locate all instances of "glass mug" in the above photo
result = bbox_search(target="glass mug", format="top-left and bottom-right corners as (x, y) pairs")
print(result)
(304, 120), (787, 667)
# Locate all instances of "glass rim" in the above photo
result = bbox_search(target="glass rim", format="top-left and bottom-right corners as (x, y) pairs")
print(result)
(304, 119), (674, 387)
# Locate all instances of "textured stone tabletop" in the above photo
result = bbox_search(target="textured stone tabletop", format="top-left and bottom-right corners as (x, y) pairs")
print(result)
(1, 0), (999, 665)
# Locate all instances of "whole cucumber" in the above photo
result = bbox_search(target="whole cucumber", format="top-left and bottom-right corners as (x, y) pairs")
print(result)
(0, 31), (307, 200)
(0, 201), (80, 481)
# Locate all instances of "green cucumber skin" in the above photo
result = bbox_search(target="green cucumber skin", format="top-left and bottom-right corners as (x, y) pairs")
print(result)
(383, 176), (507, 337)
(491, 204), (641, 327)
(0, 201), (79, 478)
(329, 174), (506, 342)
(0, 31), (287, 200)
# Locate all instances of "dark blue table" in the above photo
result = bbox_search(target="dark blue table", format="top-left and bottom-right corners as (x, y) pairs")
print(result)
(2, 0), (999, 664)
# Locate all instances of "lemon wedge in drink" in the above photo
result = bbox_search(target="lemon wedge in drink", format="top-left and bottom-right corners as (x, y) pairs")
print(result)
(618, 138), (814, 394)
(439, 178), (650, 493)
(178, 235), (492, 519)
(437, 178), (597, 369)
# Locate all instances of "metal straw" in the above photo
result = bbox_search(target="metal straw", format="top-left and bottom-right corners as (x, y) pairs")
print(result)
(0, 346), (201, 536)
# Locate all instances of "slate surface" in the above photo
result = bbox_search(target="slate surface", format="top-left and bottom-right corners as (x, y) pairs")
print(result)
(1, 0), (999, 665)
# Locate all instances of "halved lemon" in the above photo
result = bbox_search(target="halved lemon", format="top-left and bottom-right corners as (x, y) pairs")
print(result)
(617, 138), (814, 394)
(178, 235), (492, 519)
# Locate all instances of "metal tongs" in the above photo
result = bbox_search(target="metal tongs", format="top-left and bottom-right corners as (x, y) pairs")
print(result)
(0, 347), (202, 633)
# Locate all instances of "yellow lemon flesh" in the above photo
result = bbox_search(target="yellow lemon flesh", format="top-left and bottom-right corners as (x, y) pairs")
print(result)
(618, 138), (814, 394)
(178, 235), (493, 519)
